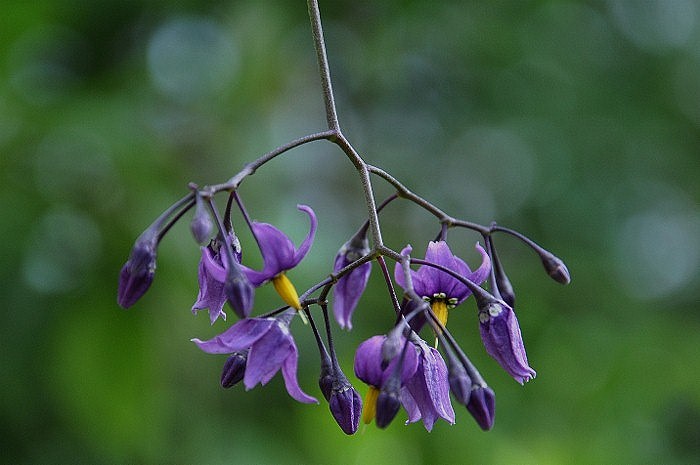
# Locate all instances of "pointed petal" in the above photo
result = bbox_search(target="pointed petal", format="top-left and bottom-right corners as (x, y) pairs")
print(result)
(290, 204), (317, 266)
(281, 342), (318, 404)
(333, 260), (371, 329)
(191, 318), (274, 354)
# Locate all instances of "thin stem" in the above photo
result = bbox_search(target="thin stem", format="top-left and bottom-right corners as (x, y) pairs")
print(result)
(376, 256), (401, 315)
(307, 0), (340, 132)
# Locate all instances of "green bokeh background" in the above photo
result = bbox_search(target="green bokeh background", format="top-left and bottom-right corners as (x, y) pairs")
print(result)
(2, 1), (699, 464)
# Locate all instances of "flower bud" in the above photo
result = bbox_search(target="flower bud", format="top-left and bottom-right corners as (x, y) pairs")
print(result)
(490, 243), (516, 307)
(375, 376), (401, 428)
(467, 385), (495, 431)
(220, 351), (247, 388)
(448, 360), (472, 406)
(329, 385), (362, 435)
(539, 250), (571, 285)
(381, 324), (405, 367)
(190, 195), (214, 245)
(225, 261), (255, 319)
(117, 231), (157, 308)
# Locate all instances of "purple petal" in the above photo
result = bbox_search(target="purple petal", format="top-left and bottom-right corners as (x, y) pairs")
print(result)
(450, 243), (491, 303)
(400, 387), (421, 424)
(404, 345), (455, 431)
(192, 257), (227, 324)
(202, 245), (227, 283)
(290, 204), (317, 266)
(479, 302), (535, 384)
(281, 342), (318, 404)
(393, 245), (413, 290)
(244, 324), (294, 388)
(333, 260), (371, 330)
(354, 335), (386, 386)
(191, 317), (275, 354)
(329, 387), (362, 434)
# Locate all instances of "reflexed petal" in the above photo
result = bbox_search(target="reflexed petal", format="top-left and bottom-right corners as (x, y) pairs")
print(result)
(202, 245), (228, 283)
(281, 342), (318, 404)
(393, 245), (413, 290)
(354, 335), (386, 386)
(244, 205), (317, 286)
(404, 345), (455, 431)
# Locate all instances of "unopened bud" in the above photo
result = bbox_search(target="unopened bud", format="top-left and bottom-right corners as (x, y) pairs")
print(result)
(467, 385), (496, 431)
(448, 361), (472, 406)
(375, 376), (402, 429)
(190, 195), (213, 245)
(117, 231), (158, 308)
(225, 261), (255, 318)
(540, 251), (571, 285)
(220, 351), (247, 388)
(329, 385), (362, 435)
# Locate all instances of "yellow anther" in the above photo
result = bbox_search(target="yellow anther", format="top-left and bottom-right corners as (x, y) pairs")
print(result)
(272, 273), (308, 324)
(362, 386), (379, 425)
(431, 299), (449, 348)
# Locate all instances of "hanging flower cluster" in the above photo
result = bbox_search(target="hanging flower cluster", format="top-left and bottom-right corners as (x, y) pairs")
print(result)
(118, 187), (569, 434)
(117, 0), (570, 436)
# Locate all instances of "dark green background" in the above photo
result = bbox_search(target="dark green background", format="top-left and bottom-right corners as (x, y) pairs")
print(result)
(2, 1), (698, 463)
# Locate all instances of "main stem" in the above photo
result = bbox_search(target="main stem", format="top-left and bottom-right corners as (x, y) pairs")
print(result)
(306, 0), (384, 248)
(307, 0), (340, 132)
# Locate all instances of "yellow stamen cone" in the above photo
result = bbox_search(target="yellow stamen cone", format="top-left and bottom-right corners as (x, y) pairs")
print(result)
(272, 273), (308, 324)
(362, 386), (379, 425)
(431, 300), (449, 348)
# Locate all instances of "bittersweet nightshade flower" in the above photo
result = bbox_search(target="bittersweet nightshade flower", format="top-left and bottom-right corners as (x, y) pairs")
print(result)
(118, 229), (158, 308)
(478, 300), (535, 384)
(242, 205), (317, 312)
(192, 233), (252, 322)
(401, 340), (455, 431)
(192, 309), (317, 404)
(395, 241), (491, 331)
(331, 227), (371, 329)
(467, 385), (496, 431)
(354, 335), (418, 426)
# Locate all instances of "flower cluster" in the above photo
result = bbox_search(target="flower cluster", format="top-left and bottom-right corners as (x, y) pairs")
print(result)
(117, 0), (569, 437)
(118, 188), (569, 434)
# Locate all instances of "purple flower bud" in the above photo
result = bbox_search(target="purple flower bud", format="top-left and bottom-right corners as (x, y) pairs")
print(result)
(332, 229), (371, 329)
(224, 260), (255, 319)
(375, 376), (402, 429)
(117, 231), (157, 308)
(490, 243), (516, 307)
(448, 360), (472, 406)
(381, 324), (406, 366)
(221, 351), (247, 388)
(329, 385), (363, 435)
(190, 195), (213, 245)
(540, 251), (571, 285)
(467, 385), (496, 431)
(478, 300), (536, 384)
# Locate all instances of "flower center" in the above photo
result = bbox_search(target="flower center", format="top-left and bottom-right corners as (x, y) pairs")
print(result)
(362, 385), (380, 424)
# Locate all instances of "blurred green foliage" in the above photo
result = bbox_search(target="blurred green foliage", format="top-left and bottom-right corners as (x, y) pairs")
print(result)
(1, 0), (699, 464)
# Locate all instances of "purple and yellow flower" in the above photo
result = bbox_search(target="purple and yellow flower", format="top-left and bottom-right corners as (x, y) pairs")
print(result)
(243, 205), (317, 312)
(401, 340), (455, 431)
(331, 228), (371, 329)
(479, 300), (535, 384)
(192, 309), (317, 403)
(354, 335), (418, 425)
(395, 241), (491, 330)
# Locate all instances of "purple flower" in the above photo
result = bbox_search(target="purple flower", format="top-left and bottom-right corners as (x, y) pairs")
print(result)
(242, 205), (317, 311)
(354, 335), (418, 425)
(192, 310), (317, 404)
(192, 233), (252, 322)
(401, 341), (455, 431)
(479, 300), (535, 384)
(118, 230), (157, 308)
(395, 241), (491, 330)
(332, 229), (371, 329)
